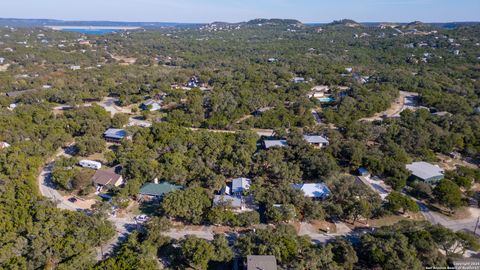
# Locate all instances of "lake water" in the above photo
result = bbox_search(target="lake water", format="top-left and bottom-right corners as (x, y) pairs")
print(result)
(61, 28), (119, 35)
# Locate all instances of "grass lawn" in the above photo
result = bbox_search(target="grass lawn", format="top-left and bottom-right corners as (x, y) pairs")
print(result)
(349, 212), (425, 229)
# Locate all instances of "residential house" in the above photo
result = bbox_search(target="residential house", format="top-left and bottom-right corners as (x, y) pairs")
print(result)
(246, 255), (277, 270)
(91, 169), (124, 192)
(308, 85), (330, 98)
(213, 195), (244, 210)
(138, 181), (182, 201)
(0, 57), (4, 64)
(5, 89), (38, 97)
(0, 142), (11, 149)
(292, 77), (305, 83)
(292, 183), (331, 200)
(253, 106), (274, 117)
(263, 139), (288, 149)
(406, 162), (444, 184)
(70, 65), (81, 70)
(103, 128), (128, 143)
(187, 76), (200, 88)
(232, 177), (251, 195)
(140, 99), (162, 111)
(303, 135), (329, 148)
(267, 58), (277, 63)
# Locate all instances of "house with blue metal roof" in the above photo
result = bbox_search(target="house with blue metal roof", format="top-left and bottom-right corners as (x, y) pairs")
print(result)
(103, 128), (128, 143)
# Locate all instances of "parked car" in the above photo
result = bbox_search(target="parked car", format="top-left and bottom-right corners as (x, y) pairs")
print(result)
(68, 197), (77, 203)
(135, 215), (149, 223)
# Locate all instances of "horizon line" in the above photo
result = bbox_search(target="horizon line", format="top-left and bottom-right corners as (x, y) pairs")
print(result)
(1, 17), (479, 25)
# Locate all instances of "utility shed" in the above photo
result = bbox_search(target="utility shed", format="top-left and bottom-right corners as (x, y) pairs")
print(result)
(246, 255), (277, 270)
(406, 162), (444, 184)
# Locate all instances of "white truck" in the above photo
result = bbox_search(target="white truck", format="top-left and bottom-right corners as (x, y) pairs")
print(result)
(79, 160), (102, 170)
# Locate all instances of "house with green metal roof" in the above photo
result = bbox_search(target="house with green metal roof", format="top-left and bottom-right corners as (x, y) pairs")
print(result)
(138, 182), (182, 201)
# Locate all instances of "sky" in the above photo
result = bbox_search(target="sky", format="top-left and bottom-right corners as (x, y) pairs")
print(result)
(0, 0), (479, 23)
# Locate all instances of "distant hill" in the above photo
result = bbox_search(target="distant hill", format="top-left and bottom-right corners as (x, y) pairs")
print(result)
(201, 18), (305, 31)
(0, 17), (477, 30)
(246, 18), (303, 26)
(327, 19), (363, 27)
(0, 18), (202, 29)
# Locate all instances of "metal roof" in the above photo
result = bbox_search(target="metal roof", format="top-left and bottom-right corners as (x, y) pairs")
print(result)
(232, 178), (251, 193)
(139, 182), (182, 197)
(406, 162), (444, 180)
(292, 183), (331, 198)
(103, 128), (127, 139)
(247, 256), (277, 270)
(213, 195), (242, 208)
(303, 135), (329, 144)
(263, 140), (288, 149)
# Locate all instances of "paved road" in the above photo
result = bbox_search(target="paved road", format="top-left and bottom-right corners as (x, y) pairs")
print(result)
(417, 202), (479, 235)
(37, 147), (138, 260)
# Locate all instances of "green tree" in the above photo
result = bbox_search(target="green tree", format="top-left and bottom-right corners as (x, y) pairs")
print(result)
(75, 135), (106, 156)
(385, 191), (420, 214)
(161, 187), (212, 224)
(211, 234), (234, 263)
(181, 236), (215, 269)
(433, 180), (464, 211)
(111, 113), (130, 128)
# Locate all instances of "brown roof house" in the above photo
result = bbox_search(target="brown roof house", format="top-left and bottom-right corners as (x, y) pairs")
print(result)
(91, 169), (124, 192)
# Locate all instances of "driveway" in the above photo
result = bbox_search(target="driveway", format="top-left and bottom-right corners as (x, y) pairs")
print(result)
(37, 146), (138, 260)
(96, 97), (132, 116)
(417, 202), (479, 235)
(166, 227), (215, 241)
